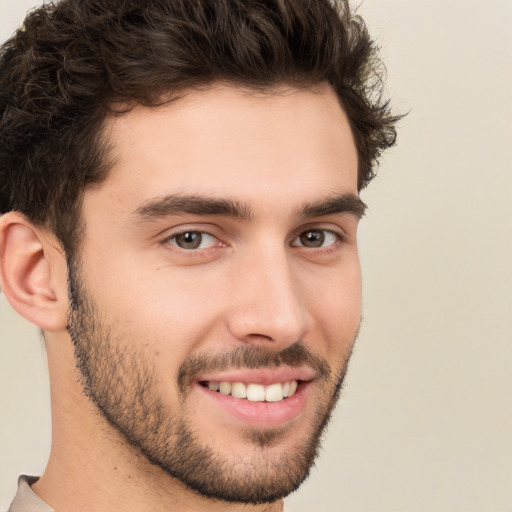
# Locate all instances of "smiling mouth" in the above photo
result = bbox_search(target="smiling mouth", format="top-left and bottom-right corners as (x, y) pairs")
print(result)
(200, 380), (300, 402)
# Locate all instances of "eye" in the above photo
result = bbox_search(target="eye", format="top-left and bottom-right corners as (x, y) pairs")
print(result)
(168, 231), (218, 250)
(291, 229), (339, 249)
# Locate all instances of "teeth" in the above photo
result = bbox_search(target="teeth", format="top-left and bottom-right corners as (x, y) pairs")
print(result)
(288, 380), (298, 397)
(206, 380), (299, 402)
(231, 382), (247, 399)
(219, 382), (231, 395)
(247, 383), (265, 402)
(265, 383), (284, 402)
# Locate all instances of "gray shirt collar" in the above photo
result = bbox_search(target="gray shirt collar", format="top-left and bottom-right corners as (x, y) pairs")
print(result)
(8, 476), (55, 512)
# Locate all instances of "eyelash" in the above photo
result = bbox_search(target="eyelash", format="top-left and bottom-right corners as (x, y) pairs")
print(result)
(165, 230), (221, 251)
(162, 227), (345, 252)
(290, 228), (344, 249)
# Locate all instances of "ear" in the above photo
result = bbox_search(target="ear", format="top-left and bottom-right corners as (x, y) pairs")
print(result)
(0, 212), (68, 331)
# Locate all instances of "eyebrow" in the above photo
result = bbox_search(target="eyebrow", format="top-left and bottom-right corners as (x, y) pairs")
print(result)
(299, 194), (367, 219)
(133, 194), (252, 222)
(132, 192), (366, 223)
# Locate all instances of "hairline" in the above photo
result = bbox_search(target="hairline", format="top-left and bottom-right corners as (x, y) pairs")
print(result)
(62, 79), (357, 254)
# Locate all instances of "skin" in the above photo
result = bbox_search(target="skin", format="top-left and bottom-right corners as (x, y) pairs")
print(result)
(0, 83), (362, 512)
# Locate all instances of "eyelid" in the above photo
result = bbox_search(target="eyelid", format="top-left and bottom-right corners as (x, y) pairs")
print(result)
(171, 231), (217, 249)
(290, 227), (346, 249)
(160, 226), (225, 251)
(293, 223), (348, 240)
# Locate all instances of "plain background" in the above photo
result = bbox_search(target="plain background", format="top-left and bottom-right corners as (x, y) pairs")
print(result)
(1, 1), (511, 510)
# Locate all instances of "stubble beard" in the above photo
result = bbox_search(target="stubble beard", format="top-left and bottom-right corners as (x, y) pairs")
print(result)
(66, 263), (354, 504)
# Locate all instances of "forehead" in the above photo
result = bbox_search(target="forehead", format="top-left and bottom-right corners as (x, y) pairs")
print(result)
(90, 84), (358, 217)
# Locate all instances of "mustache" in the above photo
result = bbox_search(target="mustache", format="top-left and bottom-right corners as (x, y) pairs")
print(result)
(177, 342), (330, 395)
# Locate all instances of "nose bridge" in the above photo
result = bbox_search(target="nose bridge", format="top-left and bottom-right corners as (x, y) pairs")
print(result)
(228, 240), (310, 346)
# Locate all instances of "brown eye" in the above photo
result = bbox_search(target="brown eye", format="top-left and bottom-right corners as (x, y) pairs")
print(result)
(171, 231), (216, 250)
(292, 229), (338, 248)
(300, 230), (325, 248)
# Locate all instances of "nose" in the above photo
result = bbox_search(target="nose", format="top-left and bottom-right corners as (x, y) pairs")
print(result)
(226, 245), (312, 350)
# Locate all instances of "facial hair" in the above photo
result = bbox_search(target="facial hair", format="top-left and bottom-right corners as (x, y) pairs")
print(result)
(66, 262), (354, 504)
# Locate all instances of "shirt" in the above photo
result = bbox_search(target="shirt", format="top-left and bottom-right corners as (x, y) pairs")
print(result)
(7, 476), (54, 512)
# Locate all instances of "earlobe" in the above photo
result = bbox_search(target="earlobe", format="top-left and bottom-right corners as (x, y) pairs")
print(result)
(0, 212), (68, 331)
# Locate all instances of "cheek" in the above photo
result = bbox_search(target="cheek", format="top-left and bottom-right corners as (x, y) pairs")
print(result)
(306, 262), (362, 349)
(86, 264), (227, 366)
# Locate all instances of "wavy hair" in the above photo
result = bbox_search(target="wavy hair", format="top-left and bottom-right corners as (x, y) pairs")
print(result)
(0, 0), (399, 254)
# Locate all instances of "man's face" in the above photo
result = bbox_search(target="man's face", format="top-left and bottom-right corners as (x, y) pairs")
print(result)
(68, 84), (363, 503)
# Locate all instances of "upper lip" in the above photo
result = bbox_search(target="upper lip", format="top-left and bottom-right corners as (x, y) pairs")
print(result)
(196, 366), (317, 386)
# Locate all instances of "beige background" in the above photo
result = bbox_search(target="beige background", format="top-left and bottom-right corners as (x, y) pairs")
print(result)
(1, 0), (511, 510)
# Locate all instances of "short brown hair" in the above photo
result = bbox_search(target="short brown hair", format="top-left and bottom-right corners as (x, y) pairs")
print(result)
(0, 0), (399, 255)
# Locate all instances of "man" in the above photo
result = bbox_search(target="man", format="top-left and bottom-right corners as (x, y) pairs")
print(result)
(0, 0), (398, 511)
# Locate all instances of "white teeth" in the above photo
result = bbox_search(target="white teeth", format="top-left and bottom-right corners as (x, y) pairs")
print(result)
(231, 382), (247, 399)
(219, 382), (232, 395)
(208, 381), (219, 391)
(265, 383), (284, 402)
(247, 383), (265, 401)
(206, 380), (299, 402)
(288, 380), (298, 397)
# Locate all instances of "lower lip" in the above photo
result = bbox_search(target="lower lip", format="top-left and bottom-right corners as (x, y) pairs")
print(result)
(196, 382), (311, 428)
